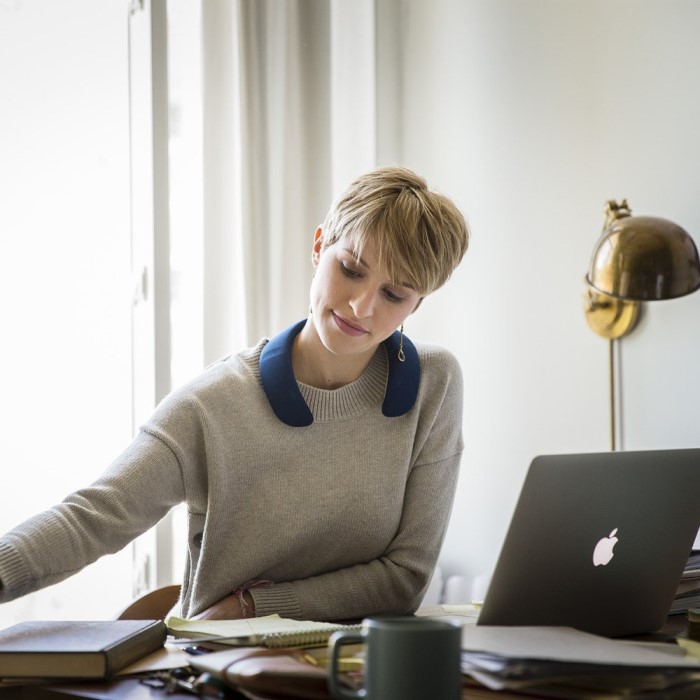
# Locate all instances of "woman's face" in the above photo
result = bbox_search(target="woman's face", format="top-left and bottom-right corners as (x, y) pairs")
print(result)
(309, 229), (422, 359)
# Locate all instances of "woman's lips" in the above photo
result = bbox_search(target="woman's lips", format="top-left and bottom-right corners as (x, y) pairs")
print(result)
(332, 312), (368, 337)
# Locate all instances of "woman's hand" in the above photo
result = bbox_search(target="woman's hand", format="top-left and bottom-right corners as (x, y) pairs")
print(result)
(191, 591), (255, 620)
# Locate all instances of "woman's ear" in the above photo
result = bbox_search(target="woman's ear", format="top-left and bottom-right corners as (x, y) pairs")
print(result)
(311, 226), (323, 268)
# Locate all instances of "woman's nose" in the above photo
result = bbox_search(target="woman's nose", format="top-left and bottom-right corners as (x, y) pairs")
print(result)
(349, 286), (376, 319)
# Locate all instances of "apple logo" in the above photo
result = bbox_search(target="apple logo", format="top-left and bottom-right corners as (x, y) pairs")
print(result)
(592, 528), (619, 566)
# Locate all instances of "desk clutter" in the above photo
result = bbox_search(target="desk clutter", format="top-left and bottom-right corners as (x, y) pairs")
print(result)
(3, 611), (700, 699)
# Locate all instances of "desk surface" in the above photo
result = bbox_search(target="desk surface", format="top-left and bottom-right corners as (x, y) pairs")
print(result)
(0, 615), (693, 700)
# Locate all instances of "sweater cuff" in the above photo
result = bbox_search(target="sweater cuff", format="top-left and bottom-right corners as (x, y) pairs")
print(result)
(249, 582), (302, 619)
(0, 541), (29, 600)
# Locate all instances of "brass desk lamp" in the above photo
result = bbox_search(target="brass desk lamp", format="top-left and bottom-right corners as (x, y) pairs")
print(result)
(583, 200), (700, 450)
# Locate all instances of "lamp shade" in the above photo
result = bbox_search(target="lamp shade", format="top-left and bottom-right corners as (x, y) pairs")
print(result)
(586, 203), (700, 302)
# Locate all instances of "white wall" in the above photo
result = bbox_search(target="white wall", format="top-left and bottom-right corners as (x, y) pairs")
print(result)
(383, 0), (700, 596)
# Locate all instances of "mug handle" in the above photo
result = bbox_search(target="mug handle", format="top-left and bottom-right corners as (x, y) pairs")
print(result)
(327, 630), (365, 700)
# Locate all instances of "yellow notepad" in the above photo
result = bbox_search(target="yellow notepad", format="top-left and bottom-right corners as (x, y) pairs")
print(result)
(167, 614), (361, 648)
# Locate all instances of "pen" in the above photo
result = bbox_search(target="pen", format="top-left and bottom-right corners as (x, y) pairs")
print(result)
(184, 644), (213, 655)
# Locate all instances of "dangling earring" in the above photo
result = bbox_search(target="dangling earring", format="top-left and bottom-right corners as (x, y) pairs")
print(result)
(398, 324), (406, 362)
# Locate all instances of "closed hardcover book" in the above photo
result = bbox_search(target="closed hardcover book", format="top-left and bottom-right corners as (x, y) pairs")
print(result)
(0, 619), (167, 679)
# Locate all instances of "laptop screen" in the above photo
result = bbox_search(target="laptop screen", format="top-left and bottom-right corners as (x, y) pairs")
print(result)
(477, 448), (700, 637)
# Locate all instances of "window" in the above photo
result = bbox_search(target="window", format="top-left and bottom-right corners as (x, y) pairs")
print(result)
(0, 0), (133, 625)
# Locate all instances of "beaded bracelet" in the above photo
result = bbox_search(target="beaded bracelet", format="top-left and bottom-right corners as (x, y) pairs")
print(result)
(232, 579), (271, 618)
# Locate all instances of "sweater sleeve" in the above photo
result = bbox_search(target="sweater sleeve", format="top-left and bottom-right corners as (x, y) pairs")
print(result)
(250, 351), (464, 622)
(0, 431), (185, 604)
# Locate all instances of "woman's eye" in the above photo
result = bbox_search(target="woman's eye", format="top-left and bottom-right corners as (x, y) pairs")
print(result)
(383, 289), (405, 303)
(341, 262), (362, 278)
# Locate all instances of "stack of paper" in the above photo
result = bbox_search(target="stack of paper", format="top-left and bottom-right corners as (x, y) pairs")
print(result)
(689, 609), (700, 642)
(415, 603), (480, 624)
(460, 626), (700, 699)
(671, 550), (700, 614)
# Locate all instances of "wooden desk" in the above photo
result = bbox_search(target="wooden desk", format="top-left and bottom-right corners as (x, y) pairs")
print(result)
(0, 680), (195, 700)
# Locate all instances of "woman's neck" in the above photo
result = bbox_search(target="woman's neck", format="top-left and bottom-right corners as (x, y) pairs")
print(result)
(292, 318), (375, 389)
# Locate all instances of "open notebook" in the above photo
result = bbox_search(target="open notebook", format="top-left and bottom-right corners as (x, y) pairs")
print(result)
(167, 614), (361, 648)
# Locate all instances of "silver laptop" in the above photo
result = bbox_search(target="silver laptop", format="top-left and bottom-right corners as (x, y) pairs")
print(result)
(477, 449), (700, 637)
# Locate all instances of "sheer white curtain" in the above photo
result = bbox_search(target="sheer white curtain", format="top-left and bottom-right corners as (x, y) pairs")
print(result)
(199, 0), (380, 359)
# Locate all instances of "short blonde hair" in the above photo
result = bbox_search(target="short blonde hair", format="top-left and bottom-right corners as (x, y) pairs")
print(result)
(320, 166), (469, 296)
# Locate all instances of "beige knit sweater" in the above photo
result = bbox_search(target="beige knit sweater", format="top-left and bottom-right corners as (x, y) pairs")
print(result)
(0, 333), (463, 621)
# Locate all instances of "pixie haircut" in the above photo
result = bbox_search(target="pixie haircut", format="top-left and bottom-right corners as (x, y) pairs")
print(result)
(320, 166), (469, 297)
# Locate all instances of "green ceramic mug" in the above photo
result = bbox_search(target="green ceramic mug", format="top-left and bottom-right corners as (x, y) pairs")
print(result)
(327, 616), (462, 700)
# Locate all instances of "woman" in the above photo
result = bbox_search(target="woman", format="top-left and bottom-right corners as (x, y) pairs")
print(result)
(0, 166), (469, 622)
